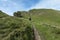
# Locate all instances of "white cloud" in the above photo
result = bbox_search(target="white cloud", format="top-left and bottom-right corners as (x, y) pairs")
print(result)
(30, 0), (60, 10)
(0, 0), (26, 15)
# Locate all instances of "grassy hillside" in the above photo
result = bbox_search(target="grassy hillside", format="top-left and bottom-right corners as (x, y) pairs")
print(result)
(14, 9), (60, 40)
(29, 9), (60, 40)
(0, 9), (60, 40)
(0, 11), (34, 40)
(0, 10), (9, 18)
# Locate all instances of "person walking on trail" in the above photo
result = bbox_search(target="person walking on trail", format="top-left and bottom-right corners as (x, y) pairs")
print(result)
(29, 17), (31, 21)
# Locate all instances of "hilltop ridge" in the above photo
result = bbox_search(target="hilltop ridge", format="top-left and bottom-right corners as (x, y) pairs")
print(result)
(0, 9), (60, 40)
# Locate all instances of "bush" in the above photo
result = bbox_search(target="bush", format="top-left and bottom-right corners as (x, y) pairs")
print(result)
(14, 11), (23, 17)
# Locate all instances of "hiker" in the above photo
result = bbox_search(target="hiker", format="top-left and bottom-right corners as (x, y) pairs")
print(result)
(29, 17), (31, 21)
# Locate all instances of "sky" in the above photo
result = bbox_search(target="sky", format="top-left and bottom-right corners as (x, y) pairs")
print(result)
(0, 0), (60, 15)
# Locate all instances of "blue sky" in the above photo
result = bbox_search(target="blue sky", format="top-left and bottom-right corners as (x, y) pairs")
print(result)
(0, 0), (60, 15)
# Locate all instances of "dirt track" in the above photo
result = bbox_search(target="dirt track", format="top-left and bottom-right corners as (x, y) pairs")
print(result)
(32, 25), (41, 40)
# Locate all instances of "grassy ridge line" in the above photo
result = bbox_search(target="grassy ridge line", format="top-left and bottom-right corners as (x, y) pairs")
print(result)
(28, 9), (60, 40)
(0, 13), (34, 40)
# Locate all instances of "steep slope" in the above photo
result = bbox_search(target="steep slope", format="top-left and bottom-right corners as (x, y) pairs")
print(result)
(0, 11), (34, 40)
(14, 9), (60, 40)
(29, 9), (60, 40)
(29, 9), (60, 23)
(0, 10), (9, 18)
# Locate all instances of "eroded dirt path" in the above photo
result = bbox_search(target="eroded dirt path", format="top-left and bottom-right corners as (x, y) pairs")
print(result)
(32, 25), (41, 40)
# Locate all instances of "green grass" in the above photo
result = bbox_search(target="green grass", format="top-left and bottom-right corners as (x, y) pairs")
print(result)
(0, 11), (34, 40)
(0, 9), (60, 40)
(30, 9), (60, 40)
(13, 9), (60, 40)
